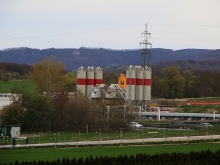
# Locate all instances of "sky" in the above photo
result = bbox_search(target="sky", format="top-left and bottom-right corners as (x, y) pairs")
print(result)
(0, 0), (220, 50)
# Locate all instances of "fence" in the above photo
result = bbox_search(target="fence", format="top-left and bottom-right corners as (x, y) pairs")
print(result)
(1, 126), (220, 146)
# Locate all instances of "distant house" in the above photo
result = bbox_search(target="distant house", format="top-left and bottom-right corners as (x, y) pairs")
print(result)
(0, 93), (21, 110)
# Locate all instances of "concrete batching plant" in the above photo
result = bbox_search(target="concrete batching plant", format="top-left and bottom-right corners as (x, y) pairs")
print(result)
(76, 24), (152, 111)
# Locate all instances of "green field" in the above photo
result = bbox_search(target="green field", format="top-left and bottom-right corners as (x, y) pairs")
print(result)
(181, 105), (220, 113)
(0, 143), (220, 164)
(0, 80), (36, 94)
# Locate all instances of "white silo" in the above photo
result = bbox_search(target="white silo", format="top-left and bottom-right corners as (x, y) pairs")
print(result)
(126, 65), (136, 101)
(86, 66), (95, 98)
(77, 66), (86, 96)
(135, 66), (144, 101)
(95, 67), (103, 85)
(143, 66), (152, 101)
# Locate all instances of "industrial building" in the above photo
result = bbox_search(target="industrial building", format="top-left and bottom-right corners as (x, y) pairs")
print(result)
(0, 93), (20, 110)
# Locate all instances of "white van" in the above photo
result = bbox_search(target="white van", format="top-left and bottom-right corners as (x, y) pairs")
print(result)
(128, 122), (143, 128)
(198, 122), (212, 128)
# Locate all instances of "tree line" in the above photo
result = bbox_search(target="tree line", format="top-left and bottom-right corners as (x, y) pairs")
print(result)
(0, 62), (31, 83)
(151, 65), (220, 99)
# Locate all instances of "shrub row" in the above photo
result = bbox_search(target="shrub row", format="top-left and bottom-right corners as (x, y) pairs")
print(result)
(3, 149), (220, 165)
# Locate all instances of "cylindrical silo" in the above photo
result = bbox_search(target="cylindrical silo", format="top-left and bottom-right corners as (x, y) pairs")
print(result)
(126, 65), (136, 101)
(95, 67), (103, 85)
(136, 66), (144, 100)
(77, 66), (86, 96)
(143, 66), (151, 100)
(86, 66), (95, 98)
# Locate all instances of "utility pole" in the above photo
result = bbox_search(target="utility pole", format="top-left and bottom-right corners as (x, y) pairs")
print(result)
(140, 23), (152, 67)
(140, 23), (152, 111)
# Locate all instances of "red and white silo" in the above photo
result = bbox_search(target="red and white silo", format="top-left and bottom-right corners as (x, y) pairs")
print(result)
(77, 66), (86, 96)
(86, 66), (95, 98)
(135, 66), (144, 101)
(95, 67), (103, 85)
(126, 65), (136, 101)
(143, 66), (151, 100)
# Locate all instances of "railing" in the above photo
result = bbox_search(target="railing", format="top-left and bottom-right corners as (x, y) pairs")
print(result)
(114, 84), (126, 104)
(1, 126), (220, 147)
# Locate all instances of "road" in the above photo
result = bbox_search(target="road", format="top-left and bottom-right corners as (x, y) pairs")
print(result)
(1, 135), (220, 149)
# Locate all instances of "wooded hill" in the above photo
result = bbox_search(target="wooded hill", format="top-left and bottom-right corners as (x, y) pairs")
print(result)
(0, 47), (220, 71)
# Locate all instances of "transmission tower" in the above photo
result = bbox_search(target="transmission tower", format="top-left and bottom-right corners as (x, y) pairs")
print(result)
(140, 24), (152, 67)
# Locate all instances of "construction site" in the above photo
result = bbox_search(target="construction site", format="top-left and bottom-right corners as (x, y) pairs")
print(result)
(76, 24), (220, 122)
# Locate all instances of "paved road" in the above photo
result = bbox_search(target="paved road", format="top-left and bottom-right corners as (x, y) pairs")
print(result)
(1, 135), (220, 149)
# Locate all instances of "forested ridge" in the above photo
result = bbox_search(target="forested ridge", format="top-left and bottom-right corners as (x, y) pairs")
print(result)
(1, 47), (220, 70)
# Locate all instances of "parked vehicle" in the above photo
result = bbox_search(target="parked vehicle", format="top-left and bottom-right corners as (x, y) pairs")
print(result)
(197, 122), (212, 128)
(128, 122), (143, 128)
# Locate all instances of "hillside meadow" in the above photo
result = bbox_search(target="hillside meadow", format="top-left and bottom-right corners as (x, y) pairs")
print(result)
(0, 80), (35, 94)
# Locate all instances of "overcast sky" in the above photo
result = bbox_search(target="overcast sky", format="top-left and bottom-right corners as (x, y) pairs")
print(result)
(0, 0), (220, 50)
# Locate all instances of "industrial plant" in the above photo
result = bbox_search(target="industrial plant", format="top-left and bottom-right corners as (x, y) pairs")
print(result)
(77, 24), (153, 112)
(76, 24), (220, 122)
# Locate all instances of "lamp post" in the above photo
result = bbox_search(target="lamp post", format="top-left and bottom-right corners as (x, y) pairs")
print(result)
(163, 126), (165, 138)
(33, 137), (34, 148)
(99, 129), (102, 142)
(120, 128), (123, 146)
(1, 133), (4, 148)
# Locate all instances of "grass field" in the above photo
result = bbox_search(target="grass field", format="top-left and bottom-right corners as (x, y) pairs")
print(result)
(0, 80), (36, 94)
(181, 105), (220, 113)
(0, 143), (220, 164)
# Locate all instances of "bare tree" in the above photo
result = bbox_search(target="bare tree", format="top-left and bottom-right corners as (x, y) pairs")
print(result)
(48, 88), (69, 131)
(64, 96), (96, 130)
(64, 96), (137, 131)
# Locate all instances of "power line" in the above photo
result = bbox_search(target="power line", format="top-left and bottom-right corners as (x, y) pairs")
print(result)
(151, 37), (220, 42)
(79, 37), (220, 48)
(1, 24), (145, 41)
(92, 37), (220, 46)
(148, 23), (220, 27)
(1, 23), (219, 41)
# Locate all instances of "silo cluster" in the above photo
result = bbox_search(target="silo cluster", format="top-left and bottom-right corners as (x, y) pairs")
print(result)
(126, 65), (151, 102)
(77, 66), (103, 98)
